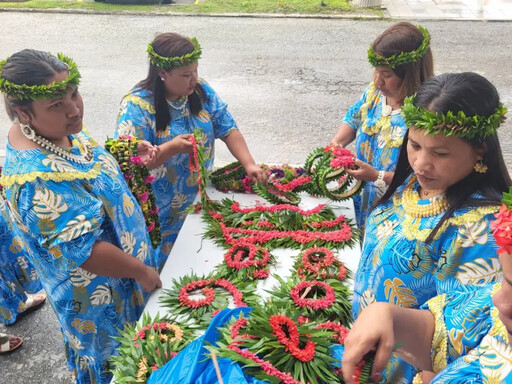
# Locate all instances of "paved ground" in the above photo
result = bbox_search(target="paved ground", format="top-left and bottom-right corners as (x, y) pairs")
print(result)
(0, 13), (511, 384)
(383, 0), (512, 20)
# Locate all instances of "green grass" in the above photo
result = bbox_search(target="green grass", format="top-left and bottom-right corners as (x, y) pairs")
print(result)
(0, 0), (382, 15)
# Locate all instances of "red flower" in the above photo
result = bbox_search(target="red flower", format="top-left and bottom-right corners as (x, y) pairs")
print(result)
(269, 315), (316, 362)
(316, 322), (349, 344)
(290, 281), (336, 310)
(130, 156), (143, 164)
(144, 175), (155, 183)
(491, 204), (512, 254)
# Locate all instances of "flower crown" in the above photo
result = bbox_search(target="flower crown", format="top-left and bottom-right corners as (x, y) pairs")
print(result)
(367, 25), (430, 69)
(402, 96), (507, 140)
(147, 37), (202, 70)
(0, 53), (81, 101)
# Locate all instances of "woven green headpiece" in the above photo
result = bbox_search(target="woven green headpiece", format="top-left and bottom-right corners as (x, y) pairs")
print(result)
(368, 25), (430, 69)
(402, 96), (507, 140)
(0, 53), (81, 101)
(147, 37), (202, 70)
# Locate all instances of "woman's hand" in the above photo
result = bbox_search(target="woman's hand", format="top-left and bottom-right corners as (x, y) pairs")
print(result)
(345, 159), (379, 182)
(137, 141), (158, 166)
(245, 163), (267, 184)
(136, 265), (162, 292)
(342, 303), (396, 384)
(170, 134), (194, 154)
(330, 138), (344, 148)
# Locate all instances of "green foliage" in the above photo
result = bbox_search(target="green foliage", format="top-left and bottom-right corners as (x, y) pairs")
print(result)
(147, 38), (202, 70)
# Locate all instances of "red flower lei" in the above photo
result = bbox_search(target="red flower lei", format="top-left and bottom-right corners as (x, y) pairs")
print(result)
(269, 315), (317, 362)
(223, 242), (271, 279)
(178, 278), (246, 309)
(290, 281), (336, 310)
(491, 204), (512, 255)
(296, 246), (347, 281)
(230, 201), (326, 216)
(315, 322), (349, 344)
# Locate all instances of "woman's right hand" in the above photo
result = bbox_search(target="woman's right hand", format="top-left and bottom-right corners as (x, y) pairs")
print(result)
(330, 138), (343, 148)
(136, 266), (162, 292)
(171, 134), (194, 154)
(342, 303), (396, 384)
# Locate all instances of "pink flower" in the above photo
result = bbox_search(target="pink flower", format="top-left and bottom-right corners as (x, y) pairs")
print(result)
(130, 156), (143, 164)
(145, 175), (155, 183)
(491, 204), (512, 254)
(138, 192), (149, 202)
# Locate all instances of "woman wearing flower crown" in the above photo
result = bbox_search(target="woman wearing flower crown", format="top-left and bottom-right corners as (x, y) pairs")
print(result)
(330, 22), (434, 228)
(342, 190), (512, 384)
(0, 49), (162, 383)
(115, 32), (265, 263)
(349, 72), (510, 382)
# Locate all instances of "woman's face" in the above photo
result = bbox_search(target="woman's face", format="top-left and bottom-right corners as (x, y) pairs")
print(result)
(373, 66), (404, 101)
(16, 71), (84, 141)
(407, 127), (481, 193)
(161, 62), (199, 100)
(493, 252), (512, 347)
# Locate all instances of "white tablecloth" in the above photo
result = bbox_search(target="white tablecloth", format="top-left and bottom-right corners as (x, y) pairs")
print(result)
(142, 188), (361, 319)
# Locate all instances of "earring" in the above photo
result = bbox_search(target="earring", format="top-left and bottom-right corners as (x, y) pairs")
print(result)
(474, 160), (488, 174)
(160, 77), (165, 81)
(15, 118), (36, 140)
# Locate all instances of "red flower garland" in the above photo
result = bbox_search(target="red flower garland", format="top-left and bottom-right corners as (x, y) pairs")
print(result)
(178, 278), (247, 309)
(290, 281), (336, 310)
(315, 322), (349, 344)
(272, 175), (312, 192)
(297, 246), (347, 281)
(269, 315), (316, 362)
(309, 215), (347, 229)
(230, 201), (326, 216)
(491, 204), (512, 254)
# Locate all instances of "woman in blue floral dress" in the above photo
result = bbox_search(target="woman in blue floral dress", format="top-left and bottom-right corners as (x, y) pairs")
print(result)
(115, 33), (265, 264)
(0, 49), (162, 383)
(348, 72), (511, 383)
(330, 22), (434, 228)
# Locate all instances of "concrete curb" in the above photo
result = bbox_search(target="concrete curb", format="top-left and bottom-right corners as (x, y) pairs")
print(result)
(0, 7), (383, 19)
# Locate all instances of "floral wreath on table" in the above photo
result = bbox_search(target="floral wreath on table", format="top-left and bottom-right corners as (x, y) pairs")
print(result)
(111, 313), (197, 384)
(214, 239), (276, 282)
(270, 275), (353, 327)
(293, 246), (350, 282)
(147, 37), (202, 70)
(105, 135), (161, 248)
(402, 96), (507, 141)
(0, 53), (81, 100)
(211, 162), (254, 193)
(208, 304), (344, 384)
(367, 25), (430, 69)
(159, 272), (261, 329)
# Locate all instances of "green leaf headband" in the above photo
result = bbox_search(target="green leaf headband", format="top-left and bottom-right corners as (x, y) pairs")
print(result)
(0, 53), (81, 101)
(402, 96), (507, 140)
(147, 37), (202, 70)
(368, 25), (430, 69)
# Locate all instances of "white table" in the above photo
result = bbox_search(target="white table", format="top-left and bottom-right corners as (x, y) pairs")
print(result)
(142, 188), (361, 319)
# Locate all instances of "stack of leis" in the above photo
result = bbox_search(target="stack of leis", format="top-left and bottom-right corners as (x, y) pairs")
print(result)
(252, 164), (311, 205)
(111, 313), (195, 384)
(203, 200), (357, 251)
(209, 304), (342, 384)
(187, 132), (212, 211)
(105, 135), (161, 248)
(303, 146), (364, 201)
(491, 186), (512, 255)
(214, 239), (276, 281)
(294, 246), (350, 281)
(271, 276), (353, 326)
(159, 272), (260, 328)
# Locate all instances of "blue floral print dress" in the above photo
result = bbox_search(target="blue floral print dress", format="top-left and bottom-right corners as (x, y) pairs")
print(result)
(0, 194), (42, 324)
(0, 131), (159, 384)
(343, 83), (407, 228)
(115, 79), (238, 265)
(426, 283), (511, 383)
(353, 176), (502, 382)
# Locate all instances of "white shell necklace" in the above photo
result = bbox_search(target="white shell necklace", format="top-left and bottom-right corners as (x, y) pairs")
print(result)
(167, 96), (187, 111)
(19, 121), (94, 165)
(381, 96), (400, 117)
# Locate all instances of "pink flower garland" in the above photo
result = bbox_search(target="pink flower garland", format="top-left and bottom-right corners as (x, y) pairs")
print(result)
(224, 242), (271, 279)
(297, 246), (347, 281)
(269, 315), (316, 362)
(290, 281), (336, 310)
(230, 201), (326, 216)
(491, 204), (512, 254)
(315, 322), (349, 344)
(178, 278), (247, 309)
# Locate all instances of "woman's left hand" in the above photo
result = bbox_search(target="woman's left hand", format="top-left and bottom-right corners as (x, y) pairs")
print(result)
(345, 159), (378, 182)
(245, 163), (266, 184)
(137, 141), (158, 166)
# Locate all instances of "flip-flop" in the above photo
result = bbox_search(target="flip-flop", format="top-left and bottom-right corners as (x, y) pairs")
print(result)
(6, 293), (47, 326)
(0, 333), (23, 355)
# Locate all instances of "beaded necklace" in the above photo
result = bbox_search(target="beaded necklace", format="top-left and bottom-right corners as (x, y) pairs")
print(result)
(402, 176), (448, 218)
(167, 96), (187, 111)
(19, 122), (93, 165)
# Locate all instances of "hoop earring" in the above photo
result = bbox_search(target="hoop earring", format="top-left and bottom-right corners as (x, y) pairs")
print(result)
(474, 160), (488, 174)
(15, 118), (36, 140)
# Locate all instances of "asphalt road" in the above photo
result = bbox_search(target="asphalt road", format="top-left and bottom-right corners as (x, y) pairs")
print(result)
(0, 12), (511, 384)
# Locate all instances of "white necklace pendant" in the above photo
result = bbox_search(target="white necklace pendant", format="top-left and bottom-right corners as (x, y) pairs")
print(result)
(168, 96), (187, 112)
(381, 97), (392, 117)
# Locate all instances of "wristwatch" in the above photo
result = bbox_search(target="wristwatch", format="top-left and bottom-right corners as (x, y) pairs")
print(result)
(374, 171), (387, 189)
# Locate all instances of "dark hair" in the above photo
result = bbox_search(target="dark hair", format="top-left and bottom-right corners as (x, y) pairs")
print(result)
(371, 22), (434, 98)
(1, 49), (69, 121)
(137, 32), (207, 132)
(378, 72), (511, 243)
